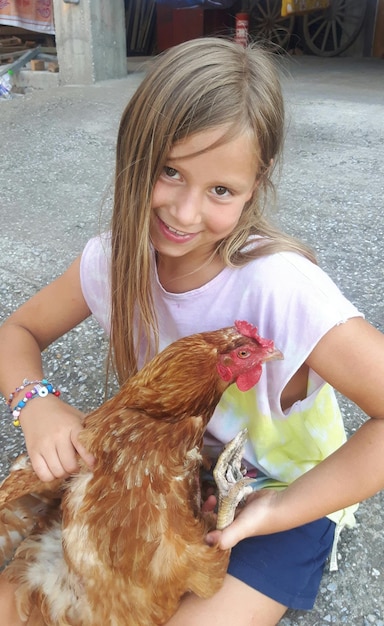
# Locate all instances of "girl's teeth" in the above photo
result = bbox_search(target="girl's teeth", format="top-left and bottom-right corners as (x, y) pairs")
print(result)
(168, 224), (187, 236)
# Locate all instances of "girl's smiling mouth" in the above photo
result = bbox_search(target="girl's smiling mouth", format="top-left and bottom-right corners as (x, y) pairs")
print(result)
(156, 215), (199, 243)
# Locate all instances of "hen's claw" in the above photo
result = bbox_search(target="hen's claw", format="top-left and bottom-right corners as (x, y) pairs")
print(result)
(214, 429), (255, 530)
(213, 429), (287, 531)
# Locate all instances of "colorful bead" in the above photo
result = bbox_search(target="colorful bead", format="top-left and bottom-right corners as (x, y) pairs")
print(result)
(6, 379), (61, 427)
(37, 384), (49, 398)
(5, 378), (41, 408)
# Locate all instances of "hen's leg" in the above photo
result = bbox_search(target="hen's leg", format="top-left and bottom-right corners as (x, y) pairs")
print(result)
(213, 430), (255, 530)
(213, 430), (285, 530)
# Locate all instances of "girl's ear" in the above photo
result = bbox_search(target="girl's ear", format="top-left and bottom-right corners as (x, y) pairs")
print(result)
(250, 180), (259, 197)
(263, 158), (274, 176)
(257, 157), (274, 183)
(248, 156), (274, 200)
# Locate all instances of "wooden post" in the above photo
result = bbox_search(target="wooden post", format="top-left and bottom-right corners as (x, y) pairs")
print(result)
(373, 0), (384, 57)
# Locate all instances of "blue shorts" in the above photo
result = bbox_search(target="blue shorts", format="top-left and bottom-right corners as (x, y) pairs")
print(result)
(227, 517), (335, 610)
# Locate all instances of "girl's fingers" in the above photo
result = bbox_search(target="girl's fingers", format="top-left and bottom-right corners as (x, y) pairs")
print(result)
(201, 494), (217, 513)
(31, 454), (63, 482)
(74, 440), (96, 469)
(72, 429), (95, 468)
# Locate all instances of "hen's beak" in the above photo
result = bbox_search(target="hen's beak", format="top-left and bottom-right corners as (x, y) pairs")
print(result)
(264, 347), (284, 362)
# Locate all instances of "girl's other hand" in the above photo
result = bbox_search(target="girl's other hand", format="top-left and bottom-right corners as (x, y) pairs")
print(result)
(19, 395), (95, 482)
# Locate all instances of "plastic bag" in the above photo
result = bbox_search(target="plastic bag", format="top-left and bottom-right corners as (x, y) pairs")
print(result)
(0, 71), (14, 99)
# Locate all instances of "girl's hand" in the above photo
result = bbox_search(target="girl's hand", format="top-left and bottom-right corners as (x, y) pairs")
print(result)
(205, 489), (281, 550)
(19, 394), (95, 482)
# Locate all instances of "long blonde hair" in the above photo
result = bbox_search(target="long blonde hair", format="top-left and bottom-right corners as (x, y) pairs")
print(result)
(110, 37), (315, 384)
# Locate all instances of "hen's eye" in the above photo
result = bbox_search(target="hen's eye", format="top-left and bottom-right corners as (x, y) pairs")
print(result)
(237, 349), (250, 359)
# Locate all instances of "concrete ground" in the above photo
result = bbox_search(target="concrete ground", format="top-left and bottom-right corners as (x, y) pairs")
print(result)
(0, 53), (383, 624)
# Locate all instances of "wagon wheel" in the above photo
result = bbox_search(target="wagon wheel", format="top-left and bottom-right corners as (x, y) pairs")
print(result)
(249, 0), (295, 51)
(302, 0), (368, 57)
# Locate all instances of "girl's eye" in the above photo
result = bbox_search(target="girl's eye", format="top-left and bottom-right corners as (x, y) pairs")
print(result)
(164, 166), (179, 179)
(213, 186), (230, 197)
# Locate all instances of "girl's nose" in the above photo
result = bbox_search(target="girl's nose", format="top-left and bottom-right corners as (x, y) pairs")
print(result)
(171, 188), (202, 225)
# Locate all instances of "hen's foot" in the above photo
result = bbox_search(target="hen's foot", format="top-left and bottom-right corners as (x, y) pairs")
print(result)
(213, 430), (287, 530)
(213, 429), (255, 530)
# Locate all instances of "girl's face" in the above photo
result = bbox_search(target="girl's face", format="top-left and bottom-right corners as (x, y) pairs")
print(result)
(150, 127), (258, 285)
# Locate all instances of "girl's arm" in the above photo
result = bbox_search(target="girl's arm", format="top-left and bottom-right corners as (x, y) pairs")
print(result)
(207, 316), (384, 549)
(0, 256), (95, 481)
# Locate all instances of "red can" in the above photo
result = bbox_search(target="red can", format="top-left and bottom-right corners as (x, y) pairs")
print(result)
(235, 12), (249, 47)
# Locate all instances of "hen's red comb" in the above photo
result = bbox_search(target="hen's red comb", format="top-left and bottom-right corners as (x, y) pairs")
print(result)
(234, 320), (275, 350)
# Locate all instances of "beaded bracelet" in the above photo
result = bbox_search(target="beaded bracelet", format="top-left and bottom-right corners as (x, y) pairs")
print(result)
(6, 378), (42, 409)
(10, 380), (61, 427)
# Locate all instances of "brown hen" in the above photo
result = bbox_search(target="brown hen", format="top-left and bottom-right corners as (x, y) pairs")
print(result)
(0, 321), (281, 626)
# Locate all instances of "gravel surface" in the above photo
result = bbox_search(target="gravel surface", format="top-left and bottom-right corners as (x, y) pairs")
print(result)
(0, 54), (383, 624)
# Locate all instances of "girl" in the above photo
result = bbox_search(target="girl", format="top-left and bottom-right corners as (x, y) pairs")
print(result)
(0, 37), (384, 626)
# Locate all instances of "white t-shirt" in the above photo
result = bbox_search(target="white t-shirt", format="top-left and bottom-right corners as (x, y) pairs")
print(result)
(80, 233), (362, 526)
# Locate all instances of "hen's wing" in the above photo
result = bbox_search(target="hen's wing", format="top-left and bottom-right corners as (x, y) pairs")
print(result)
(0, 455), (63, 507)
(0, 493), (61, 568)
(0, 454), (64, 510)
(0, 455), (63, 568)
